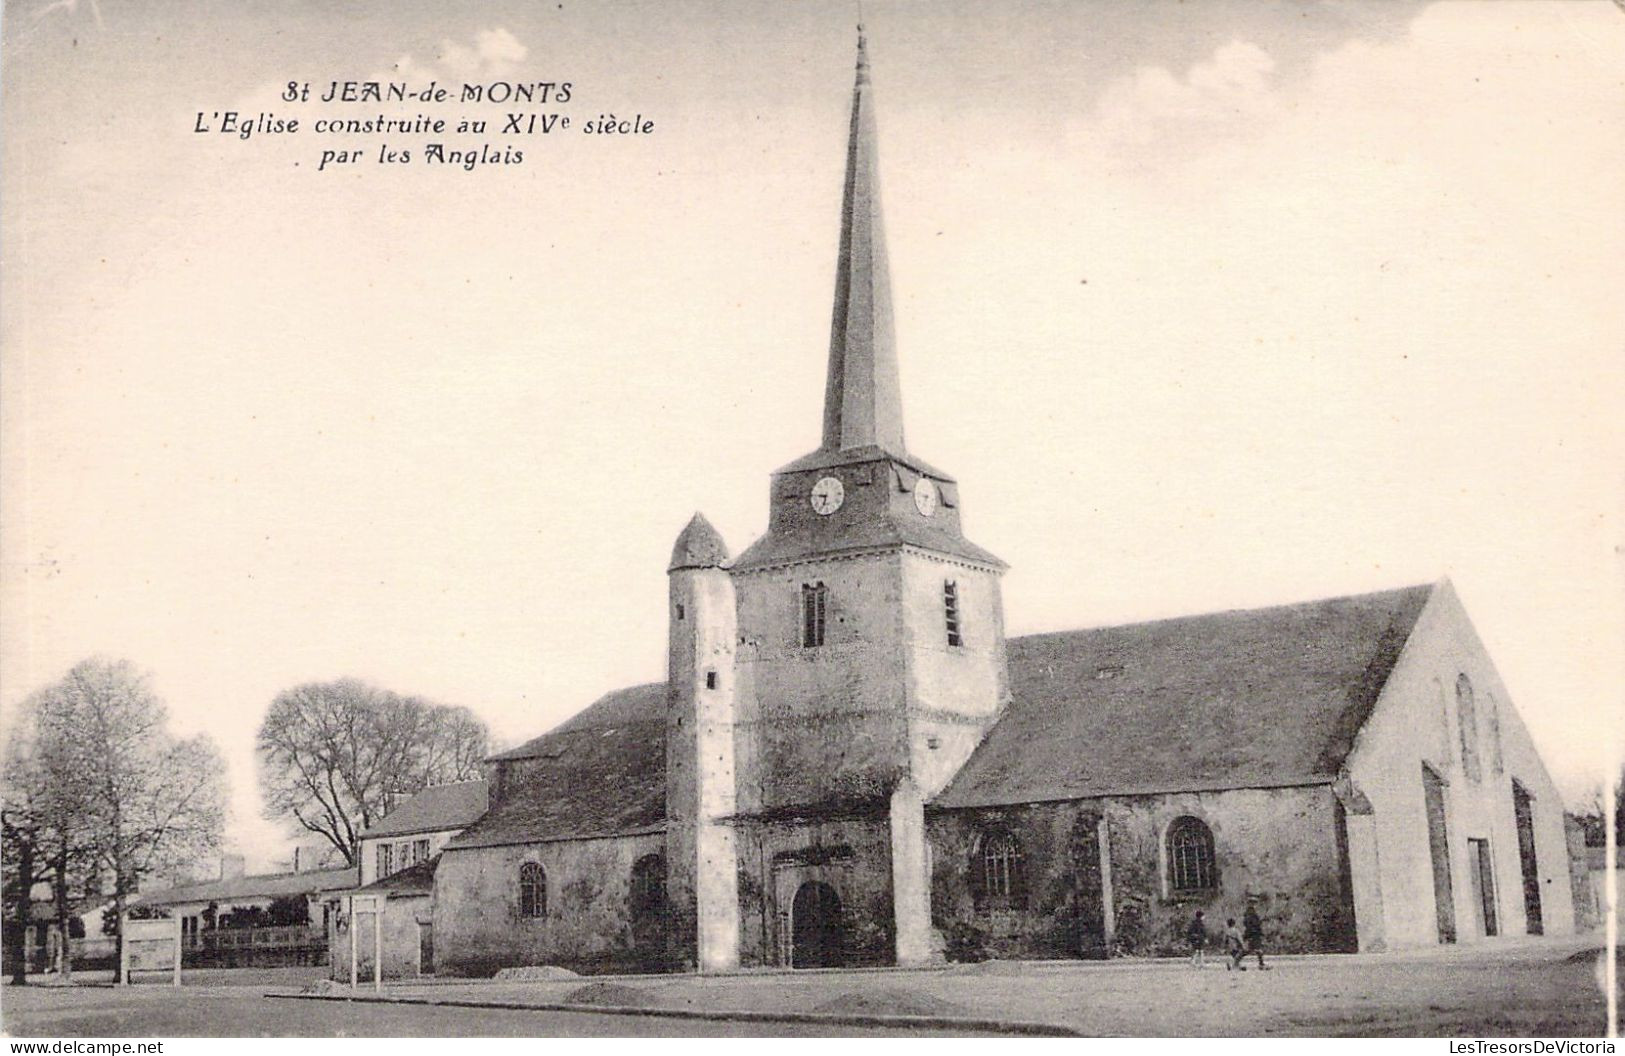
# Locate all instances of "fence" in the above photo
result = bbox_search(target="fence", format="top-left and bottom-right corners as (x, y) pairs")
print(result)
(187, 925), (329, 968)
(7, 924), (329, 973)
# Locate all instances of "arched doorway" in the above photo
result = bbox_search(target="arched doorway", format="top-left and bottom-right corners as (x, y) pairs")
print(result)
(629, 854), (668, 967)
(791, 881), (843, 968)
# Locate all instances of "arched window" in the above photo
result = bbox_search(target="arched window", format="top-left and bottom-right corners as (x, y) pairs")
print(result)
(519, 862), (547, 919)
(971, 829), (1025, 907)
(1167, 816), (1218, 893)
(630, 854), (667, 919)
(1456, 674), (1481, 782)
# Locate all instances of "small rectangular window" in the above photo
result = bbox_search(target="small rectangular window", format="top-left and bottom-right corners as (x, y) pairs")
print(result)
(705, 670), (718, 690)
(675, 603), (685, 620)
(377, 842), (393, 879)
(414, 838), (430, 864)
(801, 582), (827, 647)
(944, 580), (962, 647)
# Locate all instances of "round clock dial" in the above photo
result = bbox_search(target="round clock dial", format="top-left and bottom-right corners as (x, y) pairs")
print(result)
(913, 477), (939, 517)
(810, 475), (845, 516)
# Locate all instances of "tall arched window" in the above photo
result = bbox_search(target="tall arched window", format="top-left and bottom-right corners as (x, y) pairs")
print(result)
(1167, 816), (1218, 893)
(971, 829), (1025, 907)
(801, 582), (828, 647)
(1456, 674), (1482, 782)
(519, 862), (547, 919)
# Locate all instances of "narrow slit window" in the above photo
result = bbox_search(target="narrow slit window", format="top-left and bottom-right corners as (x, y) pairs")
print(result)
(944, 580), (962, 647)
(801, 582), (827, 647)
(705, 670), (718, 690)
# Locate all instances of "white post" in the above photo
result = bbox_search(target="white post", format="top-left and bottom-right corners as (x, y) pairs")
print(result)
(372, 904), (382, 993)
(348, 896), (358, 990)
(172, 918), (182, 988)
(118, 914), (129, 986)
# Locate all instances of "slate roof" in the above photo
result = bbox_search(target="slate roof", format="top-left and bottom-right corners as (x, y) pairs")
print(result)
(447, 683), (667, 850)
(732, 456), (1004, 572)
(133, 865), (359, 908)
(933, 584), (1436, 808)
(359, 780), (488, 840)
(441, 584), (1438, 843)
(353, 856), (438, 898)
(668, 512), (730, 572)
(732, 507), (1005, 571)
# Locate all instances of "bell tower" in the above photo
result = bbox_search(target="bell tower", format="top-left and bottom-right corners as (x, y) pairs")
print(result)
(729, 29), (1010, 966)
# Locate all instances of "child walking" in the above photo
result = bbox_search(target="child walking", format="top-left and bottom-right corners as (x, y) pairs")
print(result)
(1186, 909), (1208, 968)
(1242, 903), (1270, 970)
(1224, 917), (1246, 970)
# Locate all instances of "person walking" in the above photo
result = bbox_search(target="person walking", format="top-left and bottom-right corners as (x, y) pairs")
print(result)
(1186, 909), (1208, 968)
(1242, 902), (1269, 970)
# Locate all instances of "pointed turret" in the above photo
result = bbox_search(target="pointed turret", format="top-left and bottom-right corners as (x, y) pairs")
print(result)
(668, 512), (730, 572)
(821, 28), (905, 456)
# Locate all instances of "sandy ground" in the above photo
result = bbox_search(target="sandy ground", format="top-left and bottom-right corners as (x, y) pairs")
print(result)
(353, 935), (1615, 1037)
(2, 935), (1612, 1037)
(0, 984), (990, 1038)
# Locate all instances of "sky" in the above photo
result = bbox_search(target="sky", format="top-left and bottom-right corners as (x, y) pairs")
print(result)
(3, 0), (1622, 871)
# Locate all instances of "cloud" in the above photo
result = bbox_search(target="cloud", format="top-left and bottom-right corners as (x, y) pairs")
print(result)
(390, 27), (529, 85)
(1092, 40), (1280, 149)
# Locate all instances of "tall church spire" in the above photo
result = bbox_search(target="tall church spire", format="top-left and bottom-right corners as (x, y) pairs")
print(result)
(821, 27), (905, 456)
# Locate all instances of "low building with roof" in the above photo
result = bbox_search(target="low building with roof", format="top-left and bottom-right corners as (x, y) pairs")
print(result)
(132, 861), (357, 967)
(428, 33), (1577, 975)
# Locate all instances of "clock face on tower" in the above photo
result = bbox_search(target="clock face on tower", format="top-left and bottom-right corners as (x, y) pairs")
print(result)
(913, 477), (939, 517)
(810, 475), (845, 516)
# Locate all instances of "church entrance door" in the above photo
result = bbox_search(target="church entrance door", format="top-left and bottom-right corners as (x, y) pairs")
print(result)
(791, 881), (843, 968)
(1466, 838), (1497, 937)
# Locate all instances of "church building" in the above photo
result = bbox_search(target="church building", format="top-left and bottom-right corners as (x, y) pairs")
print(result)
(429, 34), (1577, 976)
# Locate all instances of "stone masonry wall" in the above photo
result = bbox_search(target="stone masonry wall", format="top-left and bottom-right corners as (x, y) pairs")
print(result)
(334, 894), (428, 980)
(928, 785), (1354, 960)
(432, 833), (662, 977)
(733, 814), (895, 968)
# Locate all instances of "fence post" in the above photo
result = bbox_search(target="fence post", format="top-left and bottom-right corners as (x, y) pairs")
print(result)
(372, 904), (382, 993)
(348, 896), (358, 989)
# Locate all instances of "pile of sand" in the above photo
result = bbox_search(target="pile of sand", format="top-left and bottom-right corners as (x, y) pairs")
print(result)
(563, 981), (663, 1008)
(493, 965), (580, 981)
(813, 987), (971, 1018)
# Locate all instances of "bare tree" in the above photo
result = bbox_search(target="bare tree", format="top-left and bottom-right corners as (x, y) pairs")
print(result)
(3, 690), (100, 981)
(256, 679), (489, 864)
(17, 659), (227, 976)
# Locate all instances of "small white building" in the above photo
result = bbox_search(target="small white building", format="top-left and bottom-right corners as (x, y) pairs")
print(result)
(329, 780), (489, 979)
(356, 780), (489, 887)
